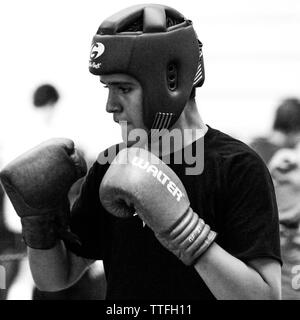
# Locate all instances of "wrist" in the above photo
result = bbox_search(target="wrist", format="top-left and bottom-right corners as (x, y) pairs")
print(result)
(192, 230), (217, 265)
(157, 209), (217, 265)
(21, 214), (59, 249)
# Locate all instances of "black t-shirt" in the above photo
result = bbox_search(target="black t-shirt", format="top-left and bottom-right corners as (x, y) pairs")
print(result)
(65, 126), (281, 300)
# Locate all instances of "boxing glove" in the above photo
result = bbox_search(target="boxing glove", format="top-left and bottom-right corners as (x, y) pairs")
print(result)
(100, 147), (217, 265)
(0, 138), (87, 249)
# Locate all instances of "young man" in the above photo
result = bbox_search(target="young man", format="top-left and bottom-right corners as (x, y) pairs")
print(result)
(0, 4), (281, 299)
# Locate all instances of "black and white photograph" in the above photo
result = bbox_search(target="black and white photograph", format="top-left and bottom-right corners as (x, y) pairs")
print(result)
(0, 0), (300, 306)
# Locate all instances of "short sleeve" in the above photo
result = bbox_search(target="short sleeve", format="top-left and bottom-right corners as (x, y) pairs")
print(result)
(220, 151), (282, 265)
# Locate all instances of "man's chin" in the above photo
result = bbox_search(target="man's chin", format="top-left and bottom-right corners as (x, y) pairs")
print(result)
(123, 137), (147, 148)
(125, 140), (138, 147)
(121, 127), (149, 148)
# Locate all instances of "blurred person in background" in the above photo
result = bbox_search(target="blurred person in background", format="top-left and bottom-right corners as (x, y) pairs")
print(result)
(251, 98), (300, 164)
(32, 84), (60, 124)
(251, 97), (300, 299)
(268, 145), (300, 299)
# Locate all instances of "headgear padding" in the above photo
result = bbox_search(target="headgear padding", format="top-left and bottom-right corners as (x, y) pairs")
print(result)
(89, 4), (204, 129)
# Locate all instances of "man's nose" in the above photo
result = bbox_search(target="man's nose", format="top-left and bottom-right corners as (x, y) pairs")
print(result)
(106, 92), (122, 113)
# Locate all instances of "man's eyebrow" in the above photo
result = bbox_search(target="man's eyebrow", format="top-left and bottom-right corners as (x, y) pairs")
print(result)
(100, 80), (134, 86)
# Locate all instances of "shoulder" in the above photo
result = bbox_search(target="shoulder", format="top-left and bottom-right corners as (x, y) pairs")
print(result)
(206, 127), (268, 172)
(204, 127), (274, 194)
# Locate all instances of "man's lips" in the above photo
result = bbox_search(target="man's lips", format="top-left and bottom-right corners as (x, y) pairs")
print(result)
(117, 121), (132, 128)
(113, 117), (129, 124)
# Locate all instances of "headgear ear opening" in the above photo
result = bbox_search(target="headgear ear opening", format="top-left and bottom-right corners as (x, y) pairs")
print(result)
(167, 63), (178, 91)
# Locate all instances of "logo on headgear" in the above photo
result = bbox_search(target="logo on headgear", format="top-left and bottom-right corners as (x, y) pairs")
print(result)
(90, 42), (105, 60)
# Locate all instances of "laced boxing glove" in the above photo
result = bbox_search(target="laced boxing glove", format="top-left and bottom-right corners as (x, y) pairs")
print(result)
(0, 138), (87, 249)
(99, 147), (217, 265)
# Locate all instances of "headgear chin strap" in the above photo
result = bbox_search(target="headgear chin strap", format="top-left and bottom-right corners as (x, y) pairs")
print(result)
(89, 4), (205, 130)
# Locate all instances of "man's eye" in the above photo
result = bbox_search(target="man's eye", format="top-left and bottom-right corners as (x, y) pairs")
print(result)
(119, 87), (131, 94)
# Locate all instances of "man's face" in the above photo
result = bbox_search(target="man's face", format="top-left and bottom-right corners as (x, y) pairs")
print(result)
(100, 74), (148, 144)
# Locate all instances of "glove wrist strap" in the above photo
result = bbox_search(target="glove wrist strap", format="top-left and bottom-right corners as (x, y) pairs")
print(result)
(21, 211), (81, 250)
(158, 208), (217, 265)
(21, 214), (58, 249)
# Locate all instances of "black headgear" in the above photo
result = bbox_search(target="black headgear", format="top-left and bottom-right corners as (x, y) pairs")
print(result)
(89, 4), (204, 129)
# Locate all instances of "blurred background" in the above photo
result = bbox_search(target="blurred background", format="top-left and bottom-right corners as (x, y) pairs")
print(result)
(0, 0), (300, 299)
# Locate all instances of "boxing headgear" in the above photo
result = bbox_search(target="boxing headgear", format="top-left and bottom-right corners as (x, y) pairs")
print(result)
(89, 4), (204, 129)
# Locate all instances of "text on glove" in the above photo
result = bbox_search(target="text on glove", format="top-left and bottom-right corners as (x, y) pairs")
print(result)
(131, 156), (184, 202)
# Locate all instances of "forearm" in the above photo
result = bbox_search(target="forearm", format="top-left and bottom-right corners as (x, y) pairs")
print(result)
(28, 240), (91, 291)
(194, 243), (279, 300)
